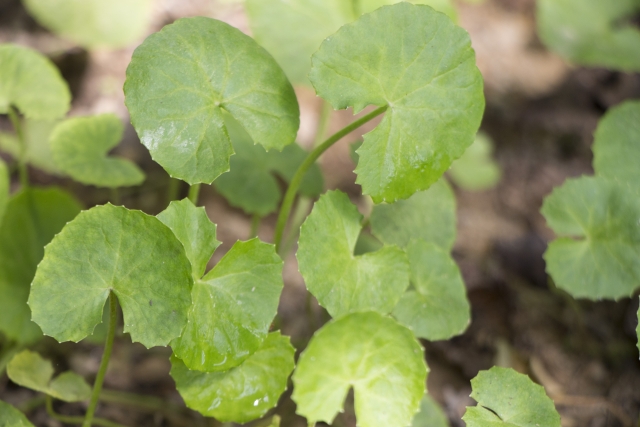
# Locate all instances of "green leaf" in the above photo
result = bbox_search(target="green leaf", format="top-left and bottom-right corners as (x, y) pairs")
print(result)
(0, 120), (62, 175)
(593, 100), (640, 194)
(449, 132), (501, 191)
(0, 44), (70, 120)
(298, 190), (410, 318)
(411, 394), (449, 427)
(29, 204), (193, 347)
(370, 179), (456, 250)
(0, 159), (7, 223)
(309, 3), (484, 202)
(0, 188), (81, 345)
(246, 0), (457, 85)
(50, 114), (145, 188)
(541, 176), (640, 299)
(23, 0), (152, 49)
(0, 400), (35, 427)
(393, 241), (470, 340)
(171, 239), (283, 372)
(171, 331), (295, 423)
(157, 199), (220, 281)
(537, 0), (640, 71)
(124, 17), (300, 185)
(7, 350), (90, 402)
(292, 312), (427, 427)
(463, 366), (560, 427)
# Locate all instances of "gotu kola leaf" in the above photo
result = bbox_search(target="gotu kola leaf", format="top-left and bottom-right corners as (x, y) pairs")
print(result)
(292, 312), (427, 427)
(124, 17), (300, 185)
(448, 132), (501, 191)
(411, 394), (449, 427)
(29, 204), (193, 347)
(0, 400), (34, 427)
(50, 114), (145, 188)
(0, 119), (62, 175)
(0, 188), (81, 345)
(463, 366), (560, 427)
(309, 3), (484, 202)
(0, 44), (70, 120)
(170, 332), (295, 423)
(298, 190), (410, 318)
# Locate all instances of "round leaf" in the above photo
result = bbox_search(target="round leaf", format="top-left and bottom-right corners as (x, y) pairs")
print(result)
(0, 159), (7, 223)
(298, 190), (410, 318)
(541, 176), (640, 299)
(0, 400), (35, 427)
(292, 312), (427, 427)
(124, 17), (300, 184)
(309, 3), (484, 202)
(0, 119), (62, 175)
(0, 44), (70, 120)
(0, 188), (81, 345)
(171, 239), (283, 372)
(411, 394), (449, 427)
(29, 204), (193, 347)
(171, 332), (295, 423)
(50, 114), (145, 188)
(463, 367), (560, 427)
(449, 132), (501, 191)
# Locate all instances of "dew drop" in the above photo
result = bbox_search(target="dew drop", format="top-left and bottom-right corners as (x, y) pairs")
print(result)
(251, 287), (255, 292)
(253, 399), (260, 406)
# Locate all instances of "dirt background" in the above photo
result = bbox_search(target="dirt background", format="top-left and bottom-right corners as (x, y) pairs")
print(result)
(1, 0), (640, 426)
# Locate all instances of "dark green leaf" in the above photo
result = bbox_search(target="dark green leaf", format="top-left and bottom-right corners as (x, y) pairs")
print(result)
(0, 400), (35, 427)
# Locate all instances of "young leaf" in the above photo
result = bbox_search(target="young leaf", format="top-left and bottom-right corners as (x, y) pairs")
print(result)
(170, 332), (295, 423)
(29, 204), (193, 347)
(0, 120), (62, 174)
(593, 100), (640, 194)
(411, 394), (449, 427)
(449, 132), (501, 191)
(370, 179), (456, 250)
(393, 241), (470, 340)
(292, 312), (427, 427)
(0, 400), (35, 427)
(298, 190), (410, 318)
(541, 176), (640, 299)
(124, 17), (300, 185)
(463, 367), (561, 427)
(23, 0), (152, 49)
(157, 199), (220, 281)
(0, 44), (70, 120)
(0, 188), (81, 345)
(0, 159), (7, 223)
(50, 114), (145, 188)
(309, 3), (484, 202)
(7, 350), (91, 402)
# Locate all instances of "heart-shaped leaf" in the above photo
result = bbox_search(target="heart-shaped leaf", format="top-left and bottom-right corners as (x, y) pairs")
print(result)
(171, 332), (295, 423)
(449, 132), (501, 191)
(171, 238), (283, 372)
(124, 17), (300, 184)
(0, 188), (81, 345)
(411, 394), (449, 427)
(0, 119), (62, 175)
(292, 312), (427, 427)
(0, 159), (7, 223)
(463, 367), (560, 427)
(309, 3), (484, 202)
(30, 204), (193, 347)
(298, 190), (409, 318)
(50, 114), (145, 188)
(0, 400), (34, 427)
(0, 44), (70, 120)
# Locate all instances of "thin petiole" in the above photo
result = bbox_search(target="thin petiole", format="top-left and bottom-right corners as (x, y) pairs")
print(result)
(7, 106), (29, 188)
(188, 183), (201, 205)
(47, 395), (127, 427)
(249, 214), (261, 238)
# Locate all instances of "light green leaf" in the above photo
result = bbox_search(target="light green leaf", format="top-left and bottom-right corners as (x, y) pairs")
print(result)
(7, 350), (90, 402)
(0, 120), (62, 175)
(0, 188), (81, 345)
(29, 204), (193, 347)
(0, 159), (7, 223)
(393, 241), (470, 340)
(0, 44), (70, 120)
(124, 17), (299, 185)
(171, 239), (283, 372)
(449, 132), (501, 191)
(537, 0), (640, 71)
(50, 114), (145, 188)
(541, 176), (640, 299)
(463, 367), (560, 427)
(171, 331), (295, 423)
(370, 179), (456, 250)
(246, 0), (457, 85)
(593, 100), (640, 194)
(0, 400), (35, 427)
(310, 3), (484, 202)
(23, 0), (152, 49)
(292, 312), (427, 427)
(157, 199), (220, 281)
(298, 190), (410, 318)
(411, 394), (449, 427)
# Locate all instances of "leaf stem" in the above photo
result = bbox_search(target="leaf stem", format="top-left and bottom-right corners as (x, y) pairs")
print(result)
(47, 395), (127, 427)
(7, 106), (29, 189)
(274, 105), (387, 253)
(83, 293), (118, 427)
(110, 188), (121, 206)
(313, 100), (332, 148)
(166, 177), (181, 205)
(249, 214), (261, 238)
(188, 183), (201, 205)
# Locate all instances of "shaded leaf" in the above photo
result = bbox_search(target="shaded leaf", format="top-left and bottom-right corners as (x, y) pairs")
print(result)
(0, 119), (62, 174)
(449, 132), (501, 191)
(292, 312), (427, 427)
(411, 394), (449, 427)
(0, 159), (7, 223)
(0, 400), (35, 427)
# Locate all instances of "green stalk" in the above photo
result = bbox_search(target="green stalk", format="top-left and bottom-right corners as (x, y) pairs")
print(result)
(249, 214), (261, 238)
(47, 395), (127, 427)
(7, 106), (29, 188)
(166, 177), (181, 205)
(313, 100), (332, 148)
(188, 183), (201, 205)
(83, 293), (118, 427)
(274, 105), (387, 253)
